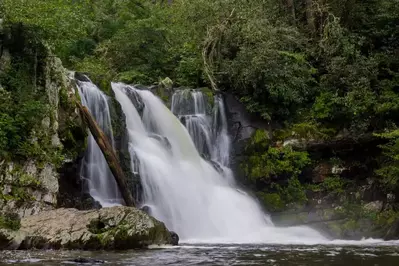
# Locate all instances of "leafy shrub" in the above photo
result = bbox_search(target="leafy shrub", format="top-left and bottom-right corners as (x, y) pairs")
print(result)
(375, 130), (399, 192)
(257, 192), (285, 212)
(0, 212), (20, 231)
(243, 145), (310, 183)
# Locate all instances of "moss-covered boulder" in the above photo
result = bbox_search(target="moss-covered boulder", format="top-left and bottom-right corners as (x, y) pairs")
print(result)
(0, 206), (176, 250)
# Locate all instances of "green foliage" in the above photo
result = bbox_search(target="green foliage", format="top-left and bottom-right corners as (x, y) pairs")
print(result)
(228, 46), (316, 121)
(174, 43), (203, 87)
(0, 212), (20, 231)
(243, 145), (310, 183)
(8, 166), (42, 188)
(2, 0), (397, 131)
(257, 177), (308, 212)
(279, 177), (308, 204)
(307, 176), (348, 195)
(247, 130), (270, 150)
(375, 130), (399, 192)
(244, 130), (311, 181)
(257, 192), (284, 212)
(321, 176), (347, 194)
(73, 56), (114, 84)
(0, 24), (70, 165)
(2, 0), (88, 57)
(0, 60), (49, 160)
(311, 14), (399, 133)
(199, 87), (214, 104)
(243, 130), (310, 211)
(376, 209), (399, 227)
(274, 122), (337, 141)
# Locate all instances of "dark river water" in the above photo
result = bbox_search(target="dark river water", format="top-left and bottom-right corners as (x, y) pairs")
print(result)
(1, 244), (399, 266)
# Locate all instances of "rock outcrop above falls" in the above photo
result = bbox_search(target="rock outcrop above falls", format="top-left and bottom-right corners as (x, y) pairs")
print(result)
(0, 24), (88, 218)
(0, 206), (176, 250)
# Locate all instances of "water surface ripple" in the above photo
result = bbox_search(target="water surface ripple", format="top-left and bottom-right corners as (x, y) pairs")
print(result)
(1, 244), (399, 266)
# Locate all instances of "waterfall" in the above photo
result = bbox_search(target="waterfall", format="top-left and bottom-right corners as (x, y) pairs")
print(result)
(171, 90), (213, 160)
(213, 94), (231, 167)
(171, 90), (233, 180)
(77, 79), (123, 207)
(112, 83), (327, 244)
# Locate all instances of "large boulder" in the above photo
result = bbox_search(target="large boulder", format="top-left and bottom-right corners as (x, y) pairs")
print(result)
(0, 206), (176, 250)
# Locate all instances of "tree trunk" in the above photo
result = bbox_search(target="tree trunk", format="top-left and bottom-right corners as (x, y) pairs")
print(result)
(286, 0), (296, 25)
(305, 0), (316, 33)
(76, 101), (136, 207)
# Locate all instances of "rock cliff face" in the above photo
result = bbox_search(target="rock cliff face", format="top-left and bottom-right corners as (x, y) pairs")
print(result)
(224, 92), (269, 184)
(0, 24), (87, 218)
(0, 23), (179, 249)
(0, 161), (59, 218)
(269, 134), (399, 240)
(0, 206), (175, 250)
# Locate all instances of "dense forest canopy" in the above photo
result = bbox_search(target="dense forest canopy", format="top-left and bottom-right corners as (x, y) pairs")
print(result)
(1, 0), (399, 210)
(2, 0), (398, 124)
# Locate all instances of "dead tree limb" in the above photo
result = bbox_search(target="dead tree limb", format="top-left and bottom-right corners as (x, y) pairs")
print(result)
(76, 100), (135, 207)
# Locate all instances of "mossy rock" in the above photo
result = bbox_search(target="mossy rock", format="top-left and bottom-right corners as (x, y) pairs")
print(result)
(199, 87), (214, 103)
(1, 206), (176, 250)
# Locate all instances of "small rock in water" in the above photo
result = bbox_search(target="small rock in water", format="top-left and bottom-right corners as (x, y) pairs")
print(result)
(140, 205), (152, 215)
(170, 231), (179, 246)
(71, 258), (105, 264)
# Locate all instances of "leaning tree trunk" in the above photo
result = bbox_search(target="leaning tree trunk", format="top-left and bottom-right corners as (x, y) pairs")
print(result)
(76, 101), (136, 207)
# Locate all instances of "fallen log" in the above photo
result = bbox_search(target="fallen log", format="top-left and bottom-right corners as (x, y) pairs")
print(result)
(76, 100), (135, 207)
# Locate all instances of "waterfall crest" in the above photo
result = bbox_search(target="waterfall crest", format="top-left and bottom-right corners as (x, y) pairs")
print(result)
(77, 79), (123, 207)
(112, 83), (327, 244)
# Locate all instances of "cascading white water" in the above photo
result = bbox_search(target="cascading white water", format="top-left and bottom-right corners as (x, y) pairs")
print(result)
(171, 90), (213, 159)
(112, 82), (328, 244)
(171, 91), (230, 165)
(171, 90), (233, 181)
(213, 94), (231, 167)
(77, 80), (123, 207)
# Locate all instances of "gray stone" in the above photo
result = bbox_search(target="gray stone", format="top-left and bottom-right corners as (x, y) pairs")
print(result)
(363, 201), (383, 212)
(331, 165), (346, 174)
(0, 229), (25, 250)
(283, 138), (303, 147)
(51, 134), (61, 147)
(0, 206), (176, 250)
(160, 77), (173, 89)
(0, 160), (59, 218)
(387, 194), (396, 203)
(38, 164), (58, 194)
(41, 117), (51, 130)
(170, 231), (179, 246)
(0, 49), (11, 72)
(24, 160), (37, 176)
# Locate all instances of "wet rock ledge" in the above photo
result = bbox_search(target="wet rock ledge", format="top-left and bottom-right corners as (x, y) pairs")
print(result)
(0, 206), (177, 250)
